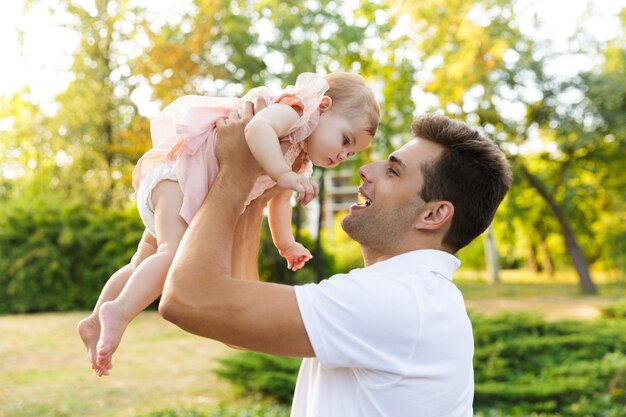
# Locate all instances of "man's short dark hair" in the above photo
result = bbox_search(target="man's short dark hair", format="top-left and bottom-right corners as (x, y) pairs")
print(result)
(412, 114), (512, 252)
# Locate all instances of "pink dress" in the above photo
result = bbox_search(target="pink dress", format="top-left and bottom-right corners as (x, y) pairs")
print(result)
(132, 73), (329, 227)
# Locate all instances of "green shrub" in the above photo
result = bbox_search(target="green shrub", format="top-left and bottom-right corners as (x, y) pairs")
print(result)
(472, 312), (626, 416)
(0, 198), (143, 313)
(214, 313), (626, 416)
(215, 352), (301, 405)
(0, 199), (339, 313)
(258, 218), (337, 286)
(601, 301), (626, 319)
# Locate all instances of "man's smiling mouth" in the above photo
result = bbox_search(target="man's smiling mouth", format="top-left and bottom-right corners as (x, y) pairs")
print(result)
(357, 189), (372, 207)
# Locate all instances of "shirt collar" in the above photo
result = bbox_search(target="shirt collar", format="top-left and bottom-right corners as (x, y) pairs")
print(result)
(358, 249), (461, 281)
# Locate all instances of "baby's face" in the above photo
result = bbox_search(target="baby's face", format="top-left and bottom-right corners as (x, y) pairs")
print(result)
(306, 110), (372, 168)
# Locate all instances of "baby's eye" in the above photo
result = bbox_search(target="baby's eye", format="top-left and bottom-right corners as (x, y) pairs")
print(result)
(343, 136), (350, 145)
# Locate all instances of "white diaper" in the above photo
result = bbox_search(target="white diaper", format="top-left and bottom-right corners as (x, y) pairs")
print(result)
(136, 164), (179, 237)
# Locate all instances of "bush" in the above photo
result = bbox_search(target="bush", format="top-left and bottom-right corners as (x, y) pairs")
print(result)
(601, 301), (626, 319)
(215, 352), (301, 405)
(472, 312), (626, 416)
(258, 217), (337, 286)
(0, 198), (144, 313)
(0, 198), (341, 313)
(214, 313), (626, 416)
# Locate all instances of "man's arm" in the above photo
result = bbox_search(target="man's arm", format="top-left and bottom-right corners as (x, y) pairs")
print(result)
(231, 184), (282, 281)
(160, 103), (315, 358)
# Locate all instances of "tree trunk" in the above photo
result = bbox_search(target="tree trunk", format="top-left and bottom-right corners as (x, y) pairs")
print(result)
(519, 163), (597, 294)
(539, 240), (554, 277)
(313, 172), (325, 283)
(294, 204), (302, 243)
(528, 242), (539, 273)
(483, 224), (500, 284)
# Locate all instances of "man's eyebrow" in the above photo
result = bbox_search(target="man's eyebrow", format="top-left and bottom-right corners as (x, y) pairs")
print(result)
(388, 155), (407, 170)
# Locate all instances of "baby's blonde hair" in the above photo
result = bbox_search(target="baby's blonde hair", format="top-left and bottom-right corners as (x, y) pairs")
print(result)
(324, 72), (380, 137)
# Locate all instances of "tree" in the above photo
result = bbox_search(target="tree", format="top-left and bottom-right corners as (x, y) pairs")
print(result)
(46, 0), (148, 207)
(393, 0), (626, 293)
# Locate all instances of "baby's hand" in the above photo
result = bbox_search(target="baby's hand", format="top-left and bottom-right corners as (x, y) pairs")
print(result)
(276, 172), (319, 205)
(279, 242), (313, 271)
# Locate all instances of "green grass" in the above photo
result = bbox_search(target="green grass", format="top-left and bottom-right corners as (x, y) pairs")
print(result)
(0, 312), (233, 417)
(457, 269), (625, 321)
(1, 273), (624, 417)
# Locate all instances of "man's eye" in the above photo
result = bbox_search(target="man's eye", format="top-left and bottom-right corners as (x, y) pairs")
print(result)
(386, 168), (397, 176)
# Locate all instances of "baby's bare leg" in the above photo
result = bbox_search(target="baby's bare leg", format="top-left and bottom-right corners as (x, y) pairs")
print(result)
(78, 229), (157, 373)
(96, 181), (187, 376)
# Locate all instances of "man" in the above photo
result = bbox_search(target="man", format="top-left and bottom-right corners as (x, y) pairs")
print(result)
(159, 100), (512, 416)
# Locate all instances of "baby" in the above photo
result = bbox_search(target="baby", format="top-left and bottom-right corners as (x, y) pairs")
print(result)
(77, 72), (380, 376)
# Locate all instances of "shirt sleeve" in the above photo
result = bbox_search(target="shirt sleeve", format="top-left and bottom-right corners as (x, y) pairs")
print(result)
(294, 274), (421, 372)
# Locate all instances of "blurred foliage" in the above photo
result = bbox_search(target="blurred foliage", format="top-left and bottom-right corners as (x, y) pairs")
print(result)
(471, 313), (626, 415)
(216, 352), (301, 405)
(601, 301), (626, 319)
(215, 312), (626, 416)
(1, 0), (625, 311)
(137, 405), (290, 417)
(257, 217), (335, 286)
(0, 196), (143, 313)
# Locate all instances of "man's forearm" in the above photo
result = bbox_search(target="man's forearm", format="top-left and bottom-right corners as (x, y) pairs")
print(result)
(160, 169), (255, 332)
(159, 104), (314, 357)
(231, 185), (282, 280)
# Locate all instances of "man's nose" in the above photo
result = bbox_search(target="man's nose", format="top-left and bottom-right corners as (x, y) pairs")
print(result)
(359, 163), (373, 182)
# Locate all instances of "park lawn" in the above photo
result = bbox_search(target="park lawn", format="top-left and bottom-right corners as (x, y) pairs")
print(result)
(0, 311), (235, 417)
(1, 273), (624, 417)
(458, 268), (625, 320)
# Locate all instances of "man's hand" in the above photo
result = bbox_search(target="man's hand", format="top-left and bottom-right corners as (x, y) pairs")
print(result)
(276, 171), (320, 206)
(215, 99), (267, 178)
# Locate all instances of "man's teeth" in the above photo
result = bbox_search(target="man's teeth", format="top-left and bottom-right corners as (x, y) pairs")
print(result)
(358, 194), (371, 206)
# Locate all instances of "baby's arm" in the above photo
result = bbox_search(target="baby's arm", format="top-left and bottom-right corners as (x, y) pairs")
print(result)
(244, 104), (319, 205)
(268, 188), (312, 271)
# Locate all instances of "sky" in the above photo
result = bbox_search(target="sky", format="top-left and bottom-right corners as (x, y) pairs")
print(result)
(0, 0), (624, 108)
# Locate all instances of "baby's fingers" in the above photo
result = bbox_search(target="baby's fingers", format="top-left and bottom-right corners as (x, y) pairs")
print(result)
(293, 255), (312, 271)
(298, 182), (317, 206)
(303, 180), (320, 205)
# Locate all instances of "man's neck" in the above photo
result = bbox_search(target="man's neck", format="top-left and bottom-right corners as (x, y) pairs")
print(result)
(361, 242), (451, 267)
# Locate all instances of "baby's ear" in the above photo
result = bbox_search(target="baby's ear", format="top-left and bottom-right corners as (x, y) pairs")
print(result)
(319, 96), (333, 112)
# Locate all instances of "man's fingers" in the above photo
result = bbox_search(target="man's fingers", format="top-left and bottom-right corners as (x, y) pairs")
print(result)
(228, 109), (240, 121)
(252, 97), (266, 114)
(311, 181), (320, 198)
(240, 101), (254, 123)
(301, 182), (318, 205)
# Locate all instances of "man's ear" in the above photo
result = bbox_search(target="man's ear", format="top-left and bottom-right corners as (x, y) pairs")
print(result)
(414, 201), (454, 231)
(319, 96), (333, 112)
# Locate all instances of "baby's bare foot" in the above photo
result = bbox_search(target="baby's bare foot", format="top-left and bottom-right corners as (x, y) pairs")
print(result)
(77, 315), (100, 372)
(96, 301), (129, 376)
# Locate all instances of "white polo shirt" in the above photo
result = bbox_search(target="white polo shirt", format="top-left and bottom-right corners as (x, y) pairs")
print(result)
(292, 249), (474, 417)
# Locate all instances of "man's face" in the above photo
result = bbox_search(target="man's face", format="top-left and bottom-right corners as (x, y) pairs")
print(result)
(341, 138), (444, 250)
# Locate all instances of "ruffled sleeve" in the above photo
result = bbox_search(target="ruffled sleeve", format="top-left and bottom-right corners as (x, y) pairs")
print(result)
(275, 73), (329, 144)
